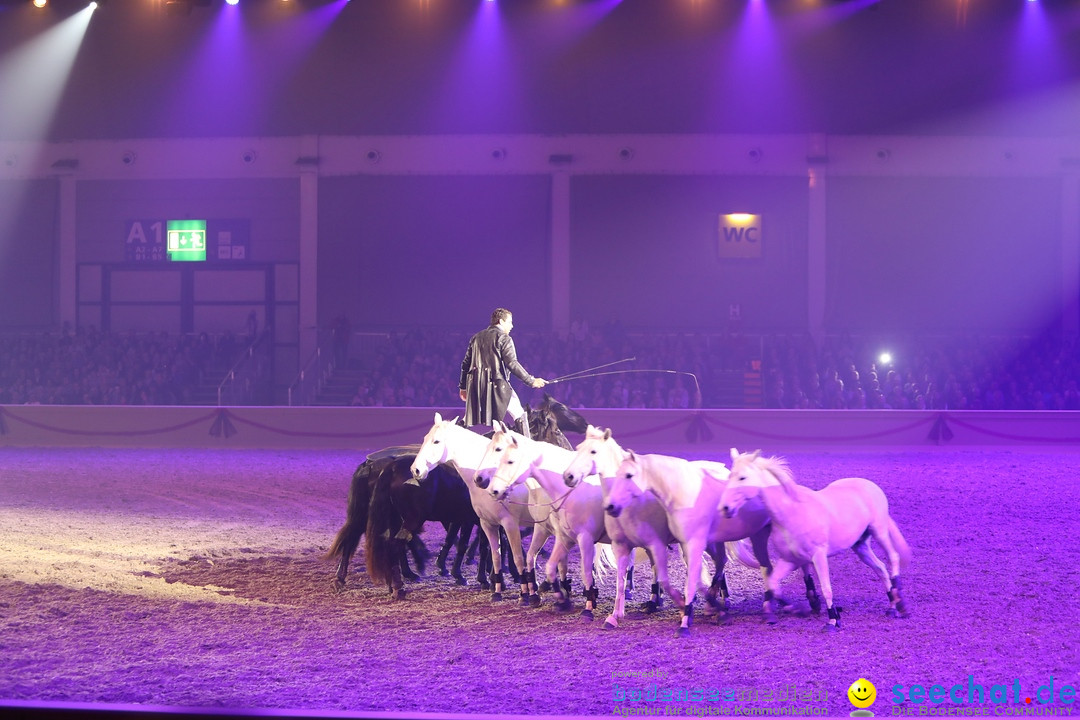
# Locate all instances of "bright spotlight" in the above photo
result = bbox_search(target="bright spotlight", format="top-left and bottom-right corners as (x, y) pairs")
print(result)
(89, 1), (97, 7)
(878, 352), (893, 366)
(33, 0), (48, 8)
(226, 0), (238, 4)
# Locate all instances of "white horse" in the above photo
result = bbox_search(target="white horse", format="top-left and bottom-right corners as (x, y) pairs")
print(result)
(608, 449), (808, 637)
(409, 413), (557, 605)
(720, 449), (912, 631)
(563, 426), (732, 630)
(476, 423), (614, 620)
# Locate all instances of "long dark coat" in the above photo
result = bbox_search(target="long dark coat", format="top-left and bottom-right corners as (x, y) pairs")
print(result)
(458, 325), (537, 428)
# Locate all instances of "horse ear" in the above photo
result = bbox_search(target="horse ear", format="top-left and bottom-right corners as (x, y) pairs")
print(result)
(730, 447), (739, 462)
(435, 412), (443, 423)
(752, 449), (762, 459)
(603, 428), (612, 441)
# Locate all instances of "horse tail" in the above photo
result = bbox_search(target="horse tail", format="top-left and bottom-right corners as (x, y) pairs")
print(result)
(364, 463), (399, 586)
(593, 542), (617, 584)
(725, 538), (761, 569)
(324, 462), (372, 562)
(887, 516), (913, 576)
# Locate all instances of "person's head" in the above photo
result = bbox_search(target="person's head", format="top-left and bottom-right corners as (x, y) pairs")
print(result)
(490, 308), (513, 332)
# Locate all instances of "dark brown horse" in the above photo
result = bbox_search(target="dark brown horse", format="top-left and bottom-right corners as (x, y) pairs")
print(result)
(363, 395), (589, 601)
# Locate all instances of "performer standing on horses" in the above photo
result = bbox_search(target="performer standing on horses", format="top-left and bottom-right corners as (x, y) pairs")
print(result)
(459, 308), (547, 435)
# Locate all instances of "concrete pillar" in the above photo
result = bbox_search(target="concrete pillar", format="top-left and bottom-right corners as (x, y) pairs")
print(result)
(550, 171), (571, 333)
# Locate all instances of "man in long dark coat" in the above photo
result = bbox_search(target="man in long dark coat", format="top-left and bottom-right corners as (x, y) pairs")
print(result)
(459, 308), (547, 434)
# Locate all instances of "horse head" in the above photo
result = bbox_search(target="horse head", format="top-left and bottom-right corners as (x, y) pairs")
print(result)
(606, 450), (647, 518)
(720, 447), (784, 518)
(474, 421), (517, 491)
(486, 428), (541, 502)
(528, 402), (572, 450)
(410, 412), (457, 481)
(564, 425), (621, 490)
(541, 393), (589, 435)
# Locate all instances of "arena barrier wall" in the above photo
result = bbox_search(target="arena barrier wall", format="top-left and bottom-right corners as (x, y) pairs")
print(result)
(1, 405), (1078, 451)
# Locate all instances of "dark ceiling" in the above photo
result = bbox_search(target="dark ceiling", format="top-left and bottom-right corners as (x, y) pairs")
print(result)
(1, 0), (1079, 140)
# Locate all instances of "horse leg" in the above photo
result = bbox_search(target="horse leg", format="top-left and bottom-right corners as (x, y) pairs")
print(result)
(852, 534), (904, 617)
(450, 522), (472, 585)
(702, 544), (730, 626)
(436, 521), (458, 576)
(406, 534), (429, 578)
(466, 529), (481, 565)
(625, 563), (635, 598)
(604, 541), (633, 630)
(477, 520), (502, 597)
(499, 527), (522, 585)
(389, 541), (406, 601)
(476, 532), (491, 589)
(643, 545), (670, 613)
(748, 525), (789, 621)
(333, 545), (355, 593)
(808, 550), (839, 632)
(802, 568), (822, 616)
(578, 536), (598, 621)
(545, 538), (572, 611)
(676, 538), (706, 638)
(867, 522), (910, 618)
(498, 522), (531, 606)
(762, 556), (799, 625)
(525, 523), (552, 606)
(396, 542), (418, 582)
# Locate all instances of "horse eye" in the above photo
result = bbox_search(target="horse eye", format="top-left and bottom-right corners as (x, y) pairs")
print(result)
(433, 440), (440, 444)
(507, 460), (515, 465)
(590, 450), (597, 455)
(624, 472), (632, 479)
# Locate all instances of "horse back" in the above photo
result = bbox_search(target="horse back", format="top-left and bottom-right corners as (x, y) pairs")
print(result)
(816, 477), (890, 551)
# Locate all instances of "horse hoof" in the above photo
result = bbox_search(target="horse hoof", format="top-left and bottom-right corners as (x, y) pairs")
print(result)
(395, 589), (407, 601)
(822, 622), (840, 633)
(331, 579), (347, 593)
(580, 609), (594, 622)
(438, 568), (449, 577)
(675, 626), (691, 639)
(520, 595), (531, 607)
(491, 592), (503, 602)
(643, 601), (659, 615)
(529, 594), (542, 608)
(603, 619), (618, 631)
(539, 581), (553, 592)
(454, 576), (466, 586)
(717, 614), (732, 627)
(555, 600), (573, 613)
(478, 581), (491, 591)
(764, 613), (779, 625)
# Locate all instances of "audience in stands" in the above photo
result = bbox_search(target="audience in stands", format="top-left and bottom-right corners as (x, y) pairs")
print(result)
(2, 324), (1078, 410)
(0, 325), (266, 406)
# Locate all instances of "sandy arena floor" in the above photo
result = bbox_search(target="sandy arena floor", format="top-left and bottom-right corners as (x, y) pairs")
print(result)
(0, 444), (1078, 718)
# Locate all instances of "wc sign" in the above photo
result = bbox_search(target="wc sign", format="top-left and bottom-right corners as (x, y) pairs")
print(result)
(718, 213), (762, 259)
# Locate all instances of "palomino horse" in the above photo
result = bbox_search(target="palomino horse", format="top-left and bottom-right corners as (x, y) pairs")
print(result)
(720, 449), (912, 631)
(476, 423), (615, 620)
(608, 450), (813, 637)
(563, 426), (733, 629)
(410, 414), (561, 605)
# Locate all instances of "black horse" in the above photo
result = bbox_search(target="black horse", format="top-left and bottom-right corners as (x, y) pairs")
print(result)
(326, 449), (477, 591)
(327, 394), (589, 597)
(362, 395), (590, 601)
(365, 455), (481, 599)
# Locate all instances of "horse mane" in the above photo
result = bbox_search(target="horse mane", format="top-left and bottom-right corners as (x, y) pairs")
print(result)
(756, 454), (802, 498)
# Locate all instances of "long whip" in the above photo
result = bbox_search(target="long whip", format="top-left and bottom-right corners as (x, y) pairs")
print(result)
(547, 357), (636, 384)
(550, 368), (702, 406)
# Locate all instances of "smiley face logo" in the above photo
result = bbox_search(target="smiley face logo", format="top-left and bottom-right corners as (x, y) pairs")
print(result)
(848, 678), (877, 709)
